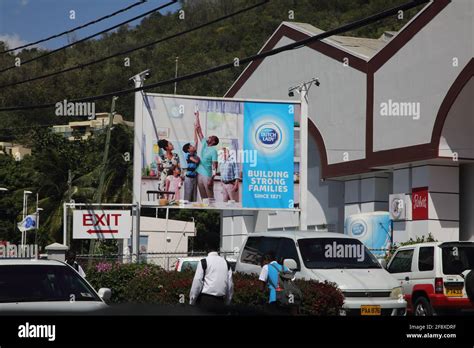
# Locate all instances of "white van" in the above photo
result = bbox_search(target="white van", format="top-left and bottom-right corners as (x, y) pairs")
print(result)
(235, 231), (406, 316)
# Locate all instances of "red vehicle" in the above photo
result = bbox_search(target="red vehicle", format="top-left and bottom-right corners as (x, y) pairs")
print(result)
(386, 241), (474, 315)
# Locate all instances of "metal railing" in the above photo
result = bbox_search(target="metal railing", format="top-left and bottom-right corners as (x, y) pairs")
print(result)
(77, 250), (238, 271)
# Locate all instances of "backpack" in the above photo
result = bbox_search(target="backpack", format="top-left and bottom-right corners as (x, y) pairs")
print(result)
(269, 263), (303, 307)
(200, 258), (231, 282)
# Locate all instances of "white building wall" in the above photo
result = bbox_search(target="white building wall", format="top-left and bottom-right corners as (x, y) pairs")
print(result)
(373, 0), (473, 151)
(344, 176), (390, 220)
(439, 78), (474, 159)
(391, 164), (459, 243)
(221, 210), (256, 252)
(233, 35), (367, 165)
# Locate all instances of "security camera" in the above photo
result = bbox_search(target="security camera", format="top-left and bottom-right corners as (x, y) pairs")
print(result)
(129, 69), (151, 84)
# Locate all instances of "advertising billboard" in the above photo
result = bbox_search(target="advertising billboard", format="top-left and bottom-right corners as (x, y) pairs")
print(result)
(136, 94), (300, 210)
(344, 212), (392, 258)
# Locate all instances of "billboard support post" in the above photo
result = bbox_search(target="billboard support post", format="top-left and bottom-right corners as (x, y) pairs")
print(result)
(131, 70), (149, 206)
(290, 78), (319, 231)
(133, 202), (140, 263)
(130, 70), (149, 263)
(300, 87), (309, 231)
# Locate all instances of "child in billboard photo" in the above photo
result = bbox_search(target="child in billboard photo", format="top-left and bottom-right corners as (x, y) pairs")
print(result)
(182, 142), (200, 202)
(157, 139), (180, 191)
(165, 166), (183, 201)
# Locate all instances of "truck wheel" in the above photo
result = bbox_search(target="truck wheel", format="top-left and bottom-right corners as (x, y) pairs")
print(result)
(465, 270), (474, 301)
(414, 296), (434, 316)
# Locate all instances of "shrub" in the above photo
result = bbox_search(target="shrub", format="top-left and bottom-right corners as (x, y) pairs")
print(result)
(85, 263), (344, 315)
(295, 279), (344, 315)
(385, 233), (438, 262)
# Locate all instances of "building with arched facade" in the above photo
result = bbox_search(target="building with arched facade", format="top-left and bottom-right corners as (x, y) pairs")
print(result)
(221, 0), (473, 252)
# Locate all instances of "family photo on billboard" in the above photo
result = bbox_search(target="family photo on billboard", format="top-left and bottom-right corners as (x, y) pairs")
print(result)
(139, 95), (300, 210)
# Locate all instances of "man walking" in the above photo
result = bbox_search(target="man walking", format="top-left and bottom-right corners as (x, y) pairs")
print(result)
(259, 252), (290, 314)
(65, 250), (86, 278)
(190, 250), (233, 311)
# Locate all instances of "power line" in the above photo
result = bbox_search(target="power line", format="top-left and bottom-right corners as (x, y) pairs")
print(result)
(0, 0), (177, 74)
(0, 1), (147, 54)
(0, 0), (269, 90)
(0, 0), (428, 112)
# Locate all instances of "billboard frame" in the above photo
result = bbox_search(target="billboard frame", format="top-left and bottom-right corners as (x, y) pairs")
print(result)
(133, 91), (303, 213)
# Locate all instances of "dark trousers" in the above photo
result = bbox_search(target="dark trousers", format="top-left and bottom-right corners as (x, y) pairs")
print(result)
(196, 293), (226, 313)
(264, 302), (293, 315)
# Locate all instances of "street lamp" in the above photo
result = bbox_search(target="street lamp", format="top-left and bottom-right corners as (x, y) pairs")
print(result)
(0, 187), (8, 192)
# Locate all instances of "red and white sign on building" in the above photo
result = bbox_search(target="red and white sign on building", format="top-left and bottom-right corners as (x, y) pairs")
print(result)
(412, 187), (429, 220)
(73, 210), (132, 239)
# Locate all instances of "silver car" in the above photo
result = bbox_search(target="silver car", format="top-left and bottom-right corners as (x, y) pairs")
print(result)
(0, 259), (111, 313)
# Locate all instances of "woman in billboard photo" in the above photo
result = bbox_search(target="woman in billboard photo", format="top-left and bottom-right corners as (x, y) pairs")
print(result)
(194, 109), (219, 200)
(157, 139), (180, 191)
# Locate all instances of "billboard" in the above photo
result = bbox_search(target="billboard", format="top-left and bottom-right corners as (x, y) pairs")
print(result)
(344, 212), (392, 258)
(136, 94), (300, 210)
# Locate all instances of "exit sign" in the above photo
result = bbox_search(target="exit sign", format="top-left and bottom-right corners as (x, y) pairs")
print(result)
(73, 210), (132, 239)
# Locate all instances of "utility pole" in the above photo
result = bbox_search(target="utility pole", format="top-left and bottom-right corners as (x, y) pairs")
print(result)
(130, 69), (149, 263)
(174, 56), (179, 94)
(88, 96), (118, 261)
(289, 78), (320, 231)
(96, 96), (118, 203)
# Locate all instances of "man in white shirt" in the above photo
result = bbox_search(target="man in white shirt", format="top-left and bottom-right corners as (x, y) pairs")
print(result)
(189, 251), (233, 308)
(65, 250), (86, 278)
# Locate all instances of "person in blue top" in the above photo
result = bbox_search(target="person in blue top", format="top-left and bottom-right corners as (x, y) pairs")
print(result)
(259, 251), (290, 314)
(194, 109), (219, 200)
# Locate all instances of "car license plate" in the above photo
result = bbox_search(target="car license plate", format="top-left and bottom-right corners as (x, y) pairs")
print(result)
(360, 305), (381, 315)
(445, 288), (463, 297)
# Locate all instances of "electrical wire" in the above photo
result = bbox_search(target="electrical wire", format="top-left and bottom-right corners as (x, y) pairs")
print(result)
(0, 0), (428, 112)
(0, 1), (148, 54)
(0, 0), (269, 90)
(0, 0), (177, 73)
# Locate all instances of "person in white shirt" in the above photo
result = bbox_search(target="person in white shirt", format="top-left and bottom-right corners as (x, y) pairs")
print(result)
(189, 251), (233, 308)
(65, 250), (86, 278)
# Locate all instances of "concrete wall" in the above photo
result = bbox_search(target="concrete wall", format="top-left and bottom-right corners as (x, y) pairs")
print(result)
(140, 230), (193, 254)
(344, 175), (390, 219)
(221, 210), (256, 252)
(439, 77), (474, 159)
(233, 35), (367, 165)
(373, 0), (473, 151)
(391, 164), (459, 243)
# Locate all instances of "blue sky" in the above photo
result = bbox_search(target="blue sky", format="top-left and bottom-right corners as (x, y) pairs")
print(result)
(0, 0), (180, 51)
